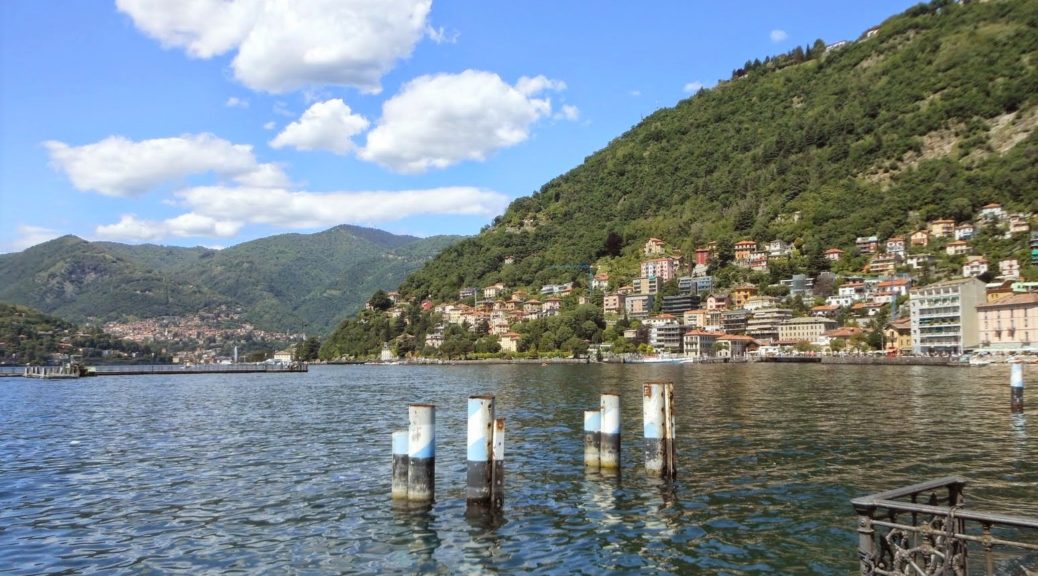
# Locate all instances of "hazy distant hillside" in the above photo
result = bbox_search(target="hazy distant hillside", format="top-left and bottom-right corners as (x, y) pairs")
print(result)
(0, 226), (461, 333)
(399, 0), (1038, 301)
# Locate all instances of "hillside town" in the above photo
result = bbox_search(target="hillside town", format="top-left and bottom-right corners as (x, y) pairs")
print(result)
(360, 204), (1038, 362)
(102, 307), (302, 364)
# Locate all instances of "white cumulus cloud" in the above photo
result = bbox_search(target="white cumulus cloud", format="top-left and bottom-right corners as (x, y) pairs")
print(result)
(555, 104), (580, 121)
(770, 29), (788, 42)
(225, 96), (249, 108)
(270, 99), (370, 155)
(44, 134), (286, 197)
(95, 213), (242, 242)
(10, 225), (62, 252)
(176, 185), (509, 229)
(683, 81), (704, 93)
(117, 0), (432, 93)
(360, 70), (564, 173)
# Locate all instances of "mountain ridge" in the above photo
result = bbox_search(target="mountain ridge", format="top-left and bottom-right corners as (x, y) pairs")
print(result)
(0, 225), (462, 334)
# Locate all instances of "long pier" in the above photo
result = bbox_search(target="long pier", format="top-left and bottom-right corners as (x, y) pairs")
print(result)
(1, 363), (308, 378)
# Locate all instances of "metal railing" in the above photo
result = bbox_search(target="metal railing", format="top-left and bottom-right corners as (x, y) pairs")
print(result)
(852, 476), (1038, 575)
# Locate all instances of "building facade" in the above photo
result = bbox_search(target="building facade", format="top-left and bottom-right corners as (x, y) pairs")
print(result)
(778, 317), (838, 344)
(976, 293), (1038, 352)
(909, 277), (986, 355)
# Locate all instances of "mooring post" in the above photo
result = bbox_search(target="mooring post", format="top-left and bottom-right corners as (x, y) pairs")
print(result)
(391, 430), (409, 500)
(583, 409), (601, 469)
(664, 381), (676, 478)
(600, 393), (621, 470)
(1011, 362), (1024, 413)
(643, 381), (676, 477)
(643, 382), (666, 475)
(467, 395), (495, 510)
(491, 418), (505, 511)
(407, 404), (435, 502)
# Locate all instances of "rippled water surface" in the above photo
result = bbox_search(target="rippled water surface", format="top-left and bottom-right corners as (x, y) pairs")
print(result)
(1, 364), (1036, 574)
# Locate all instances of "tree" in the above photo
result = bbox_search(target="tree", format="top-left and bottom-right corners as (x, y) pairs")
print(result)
(295, 336), (321, 361)
(368, 290), (393, 312)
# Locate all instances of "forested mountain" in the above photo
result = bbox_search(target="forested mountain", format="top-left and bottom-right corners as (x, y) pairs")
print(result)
(398, 0), (1038, 302)
(0, 226), (460, 334)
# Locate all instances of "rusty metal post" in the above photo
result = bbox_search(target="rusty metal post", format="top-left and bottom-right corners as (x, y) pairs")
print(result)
(491, 418), (505, 511)
(407, 404), (435, 502)
(391, 430), (409, 500)
(584, 410), (601, 468)
(663, 382), (676, 478)
(600, 393), (621, 471)
(1011, 362), (1024, 413)
(467, 396), (495, 510)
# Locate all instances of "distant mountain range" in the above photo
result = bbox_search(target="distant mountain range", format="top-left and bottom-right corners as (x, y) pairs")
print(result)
(0, 226), (461, 334)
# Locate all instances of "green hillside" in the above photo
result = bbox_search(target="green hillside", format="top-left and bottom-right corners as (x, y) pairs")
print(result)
(399, 0), (1038, 301)
(0, 226), (461, 334)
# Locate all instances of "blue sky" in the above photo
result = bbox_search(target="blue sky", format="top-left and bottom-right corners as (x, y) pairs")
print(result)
(0, 1), (919, 252)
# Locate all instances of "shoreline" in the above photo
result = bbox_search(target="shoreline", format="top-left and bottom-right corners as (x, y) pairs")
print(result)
(337, 356), (974, 368)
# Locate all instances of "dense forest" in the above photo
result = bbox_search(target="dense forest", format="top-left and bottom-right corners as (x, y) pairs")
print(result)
(398, 0), (1038, 301)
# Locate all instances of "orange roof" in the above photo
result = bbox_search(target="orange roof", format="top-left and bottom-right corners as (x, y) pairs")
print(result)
(825, 327), (863, 338)
(877, 279), (910, 287)
(717, 334), (757, 342)
(825, 248), (844, 253)
(982, 203), (1001, 208)
(977, 293), (1038, 308)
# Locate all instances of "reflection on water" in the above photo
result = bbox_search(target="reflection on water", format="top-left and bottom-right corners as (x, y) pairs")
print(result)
(0, 363), (1035, 574)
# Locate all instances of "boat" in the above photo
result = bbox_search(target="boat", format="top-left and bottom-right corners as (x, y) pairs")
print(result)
(967, 355), (992, 367)
(626, 355), (687, 364)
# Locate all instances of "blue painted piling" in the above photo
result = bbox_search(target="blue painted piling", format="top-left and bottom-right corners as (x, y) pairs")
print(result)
(392, 430), (409, 500)
(643, 382), (676, 477)
(600, 393), (621, 470)
(467, 396), (495, 509)
(1011, 363), (1024, 413)
(408, 404), (435, 502)
(584, 410), (601, 468)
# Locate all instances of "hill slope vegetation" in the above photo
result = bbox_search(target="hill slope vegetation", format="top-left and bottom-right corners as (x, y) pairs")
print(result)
(398, 0), (1038, 302)
(0, 226), (460, 334)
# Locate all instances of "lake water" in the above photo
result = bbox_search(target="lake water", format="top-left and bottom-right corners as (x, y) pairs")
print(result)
(1, 364), (1035, 574)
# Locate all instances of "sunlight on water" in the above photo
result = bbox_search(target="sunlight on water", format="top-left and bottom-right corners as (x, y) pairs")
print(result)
(0, 364), (1035, 574)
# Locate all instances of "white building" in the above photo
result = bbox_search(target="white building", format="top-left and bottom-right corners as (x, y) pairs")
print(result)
(909, 277), (986, 355)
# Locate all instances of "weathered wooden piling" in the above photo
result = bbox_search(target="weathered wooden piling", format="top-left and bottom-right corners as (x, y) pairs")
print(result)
(491, 418), (505, 511)
(1011, 362), (1024, 413)
(391, 430), (409, 500)
(467, 395), (495, 509)
(583, 410), (601, 468)
(600, 393), (621, 470)
(643, 382), (676, 477)
(407, 404), (435, 502)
